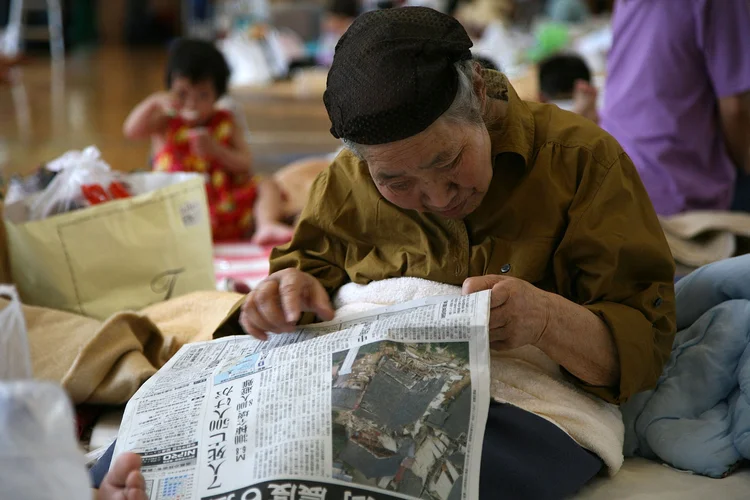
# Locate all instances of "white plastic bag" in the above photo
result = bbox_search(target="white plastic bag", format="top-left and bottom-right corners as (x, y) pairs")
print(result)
(0, 286), (92, 499)
(0, 284), (32, 380)
(0, 381), (92, 500)
(28, 146), (128, 221)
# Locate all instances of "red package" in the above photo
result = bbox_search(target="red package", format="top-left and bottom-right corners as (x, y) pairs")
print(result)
(108, 181), (131, 199)
(81, 184), (110, 205)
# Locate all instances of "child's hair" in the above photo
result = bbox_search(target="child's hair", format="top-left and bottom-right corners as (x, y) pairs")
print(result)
(165, 39), (231, 97)
(538, 54), (591, 99)
(329, 0), (359, 18)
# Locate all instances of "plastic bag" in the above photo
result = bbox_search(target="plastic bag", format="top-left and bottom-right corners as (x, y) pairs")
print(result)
(0, 285), (32, 380)
(28, 146), (131, 221)
(0, 381), (92, 500)
(4, 165), (59, 206)
(0, 286), (92, 499)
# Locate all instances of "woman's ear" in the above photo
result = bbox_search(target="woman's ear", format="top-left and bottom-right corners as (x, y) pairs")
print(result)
(472, 61), (488, 112)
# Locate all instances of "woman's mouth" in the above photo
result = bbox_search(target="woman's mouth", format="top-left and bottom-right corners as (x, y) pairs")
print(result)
(435, 198), (467, 218)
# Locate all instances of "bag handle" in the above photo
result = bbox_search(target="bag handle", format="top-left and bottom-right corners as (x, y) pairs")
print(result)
(0, 284), (20, 303)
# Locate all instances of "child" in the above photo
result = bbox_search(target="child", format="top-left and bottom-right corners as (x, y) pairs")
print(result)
(538, 53), (599, 124)
(317, 0), (360, 67)
(123, 39), (294, 244)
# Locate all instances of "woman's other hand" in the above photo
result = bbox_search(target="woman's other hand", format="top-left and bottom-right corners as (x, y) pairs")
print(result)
(462, 275), (551, 350)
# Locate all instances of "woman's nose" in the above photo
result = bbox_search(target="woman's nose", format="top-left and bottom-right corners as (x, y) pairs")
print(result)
(422, 182), (456, 210)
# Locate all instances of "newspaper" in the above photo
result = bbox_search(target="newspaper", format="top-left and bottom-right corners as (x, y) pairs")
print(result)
(112, 291), (492, 500)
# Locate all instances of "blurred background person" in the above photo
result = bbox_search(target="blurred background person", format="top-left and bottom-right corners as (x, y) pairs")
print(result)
(600, 0), (750, 215)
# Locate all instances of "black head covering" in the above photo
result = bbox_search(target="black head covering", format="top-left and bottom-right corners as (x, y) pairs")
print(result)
(324, 7), (473, 145)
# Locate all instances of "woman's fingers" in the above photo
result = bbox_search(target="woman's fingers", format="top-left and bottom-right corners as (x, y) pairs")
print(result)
(278, 271), (305, 323)
(240, 270), (334, 340)
(255, 280), (293, 331)
(462, 275), (503, 294)
(240, 295), (270, 340)
(307, 278), (335, 321)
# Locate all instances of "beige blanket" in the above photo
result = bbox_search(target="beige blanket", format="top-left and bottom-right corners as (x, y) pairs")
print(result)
(2, 291), (244, 405)
(660, 211), (750, 268)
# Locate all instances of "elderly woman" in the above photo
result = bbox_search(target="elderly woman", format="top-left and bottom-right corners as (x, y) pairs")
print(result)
(240, 7), (675, 498)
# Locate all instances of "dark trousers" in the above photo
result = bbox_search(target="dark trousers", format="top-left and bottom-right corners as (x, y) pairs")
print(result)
(92, 403), (603, 498)
(479, 402), (603, 499)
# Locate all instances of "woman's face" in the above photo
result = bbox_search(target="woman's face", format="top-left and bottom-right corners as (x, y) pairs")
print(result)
(365, 118), (494, 219)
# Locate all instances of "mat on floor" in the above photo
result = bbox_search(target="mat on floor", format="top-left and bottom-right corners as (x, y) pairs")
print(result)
(214, 242), (274, 290)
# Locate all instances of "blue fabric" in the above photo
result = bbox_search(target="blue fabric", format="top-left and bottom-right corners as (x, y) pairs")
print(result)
(621, 255), (750, 477)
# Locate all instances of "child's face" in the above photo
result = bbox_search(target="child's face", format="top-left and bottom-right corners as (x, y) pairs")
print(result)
(170, 76), (218, 125)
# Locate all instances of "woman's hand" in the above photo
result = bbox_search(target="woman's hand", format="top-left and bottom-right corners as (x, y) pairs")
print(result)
(240, 269), (335, 340)
(462, 275), (551, 350)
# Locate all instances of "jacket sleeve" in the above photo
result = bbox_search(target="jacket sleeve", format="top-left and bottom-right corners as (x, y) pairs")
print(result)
(554, 152), (677, 404)
(269, 166), (351, 323)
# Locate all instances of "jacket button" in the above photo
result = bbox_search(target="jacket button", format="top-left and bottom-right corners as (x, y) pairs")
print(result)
(501, 264), (511, 274)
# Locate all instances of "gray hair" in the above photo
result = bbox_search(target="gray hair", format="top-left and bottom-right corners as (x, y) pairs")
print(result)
(343, 60), (483, 160)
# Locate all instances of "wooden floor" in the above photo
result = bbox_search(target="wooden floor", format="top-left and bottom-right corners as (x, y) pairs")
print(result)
(0, 47), (340, 178)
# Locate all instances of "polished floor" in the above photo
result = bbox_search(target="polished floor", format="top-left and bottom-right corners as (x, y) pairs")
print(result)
(0, 47), (340, 178)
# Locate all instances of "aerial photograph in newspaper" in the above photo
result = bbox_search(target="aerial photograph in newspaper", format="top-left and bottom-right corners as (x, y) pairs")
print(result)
(331, 341), (472, 500)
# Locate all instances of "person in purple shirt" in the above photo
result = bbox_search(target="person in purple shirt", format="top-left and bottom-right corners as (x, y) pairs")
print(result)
(600, 0), (750, 216)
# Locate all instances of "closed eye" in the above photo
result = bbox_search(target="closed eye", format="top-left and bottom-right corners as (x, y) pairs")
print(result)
(389, 181), (412, 192)
(439, 151), (462, 171)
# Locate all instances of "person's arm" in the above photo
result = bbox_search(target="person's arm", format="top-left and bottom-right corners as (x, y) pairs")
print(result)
(269, 165), (351, 303)
(719, 92), (750, 174)
(701, 0), (750, 172)
(202, 122), (253, 175)
(554, 152), (676, 404)
(254, 178), (287, 227)
(463, 274), (619, 387)
(123, 92), (172, 140)
(538, 290), (618, 386)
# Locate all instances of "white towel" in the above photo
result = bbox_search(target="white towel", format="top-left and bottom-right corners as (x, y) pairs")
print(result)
(334, 277), (625, 475)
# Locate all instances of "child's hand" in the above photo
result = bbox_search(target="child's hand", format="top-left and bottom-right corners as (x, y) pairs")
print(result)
(188, 128), (218, 158)
(149, 92), (177, 118)
(573, 80), (598, 123)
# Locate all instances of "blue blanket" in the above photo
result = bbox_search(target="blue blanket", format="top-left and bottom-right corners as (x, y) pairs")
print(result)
(621, 255), (750, 478)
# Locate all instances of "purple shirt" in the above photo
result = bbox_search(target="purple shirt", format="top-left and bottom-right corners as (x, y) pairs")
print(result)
(601, 0), (750, 215)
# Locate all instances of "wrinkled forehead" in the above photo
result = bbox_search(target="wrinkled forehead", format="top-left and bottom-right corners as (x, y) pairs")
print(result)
(366, 125), (462, 182)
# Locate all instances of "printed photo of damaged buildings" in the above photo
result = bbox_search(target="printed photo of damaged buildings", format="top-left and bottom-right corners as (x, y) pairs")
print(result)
(331, 340), (472, 500)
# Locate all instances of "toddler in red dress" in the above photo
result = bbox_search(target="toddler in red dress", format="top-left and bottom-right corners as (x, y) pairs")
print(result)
(124, 39), (293, 244)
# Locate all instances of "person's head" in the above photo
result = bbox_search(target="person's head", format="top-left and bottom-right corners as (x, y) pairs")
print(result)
(325, 0), (359, 35)
(538, 53), (591, 102)
(165, 39), (231, 124)
(324, 7), (497, 219)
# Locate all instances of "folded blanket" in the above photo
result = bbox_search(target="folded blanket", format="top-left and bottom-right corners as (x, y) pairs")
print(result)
(334, 277), (625, 474)
(5, 291), (243, 405)
(622, 255), (750, 477)
(659, 211), (750, 268)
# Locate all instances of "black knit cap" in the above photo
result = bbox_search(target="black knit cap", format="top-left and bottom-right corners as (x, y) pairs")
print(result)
(324, 7), (473, 145)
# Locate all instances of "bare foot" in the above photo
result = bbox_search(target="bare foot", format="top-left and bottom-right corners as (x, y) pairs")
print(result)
(251, 222), (295, 246)
(573, 79), (599, 124)
(0, 54), (23, 85)
(96, 452), (147, 500)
